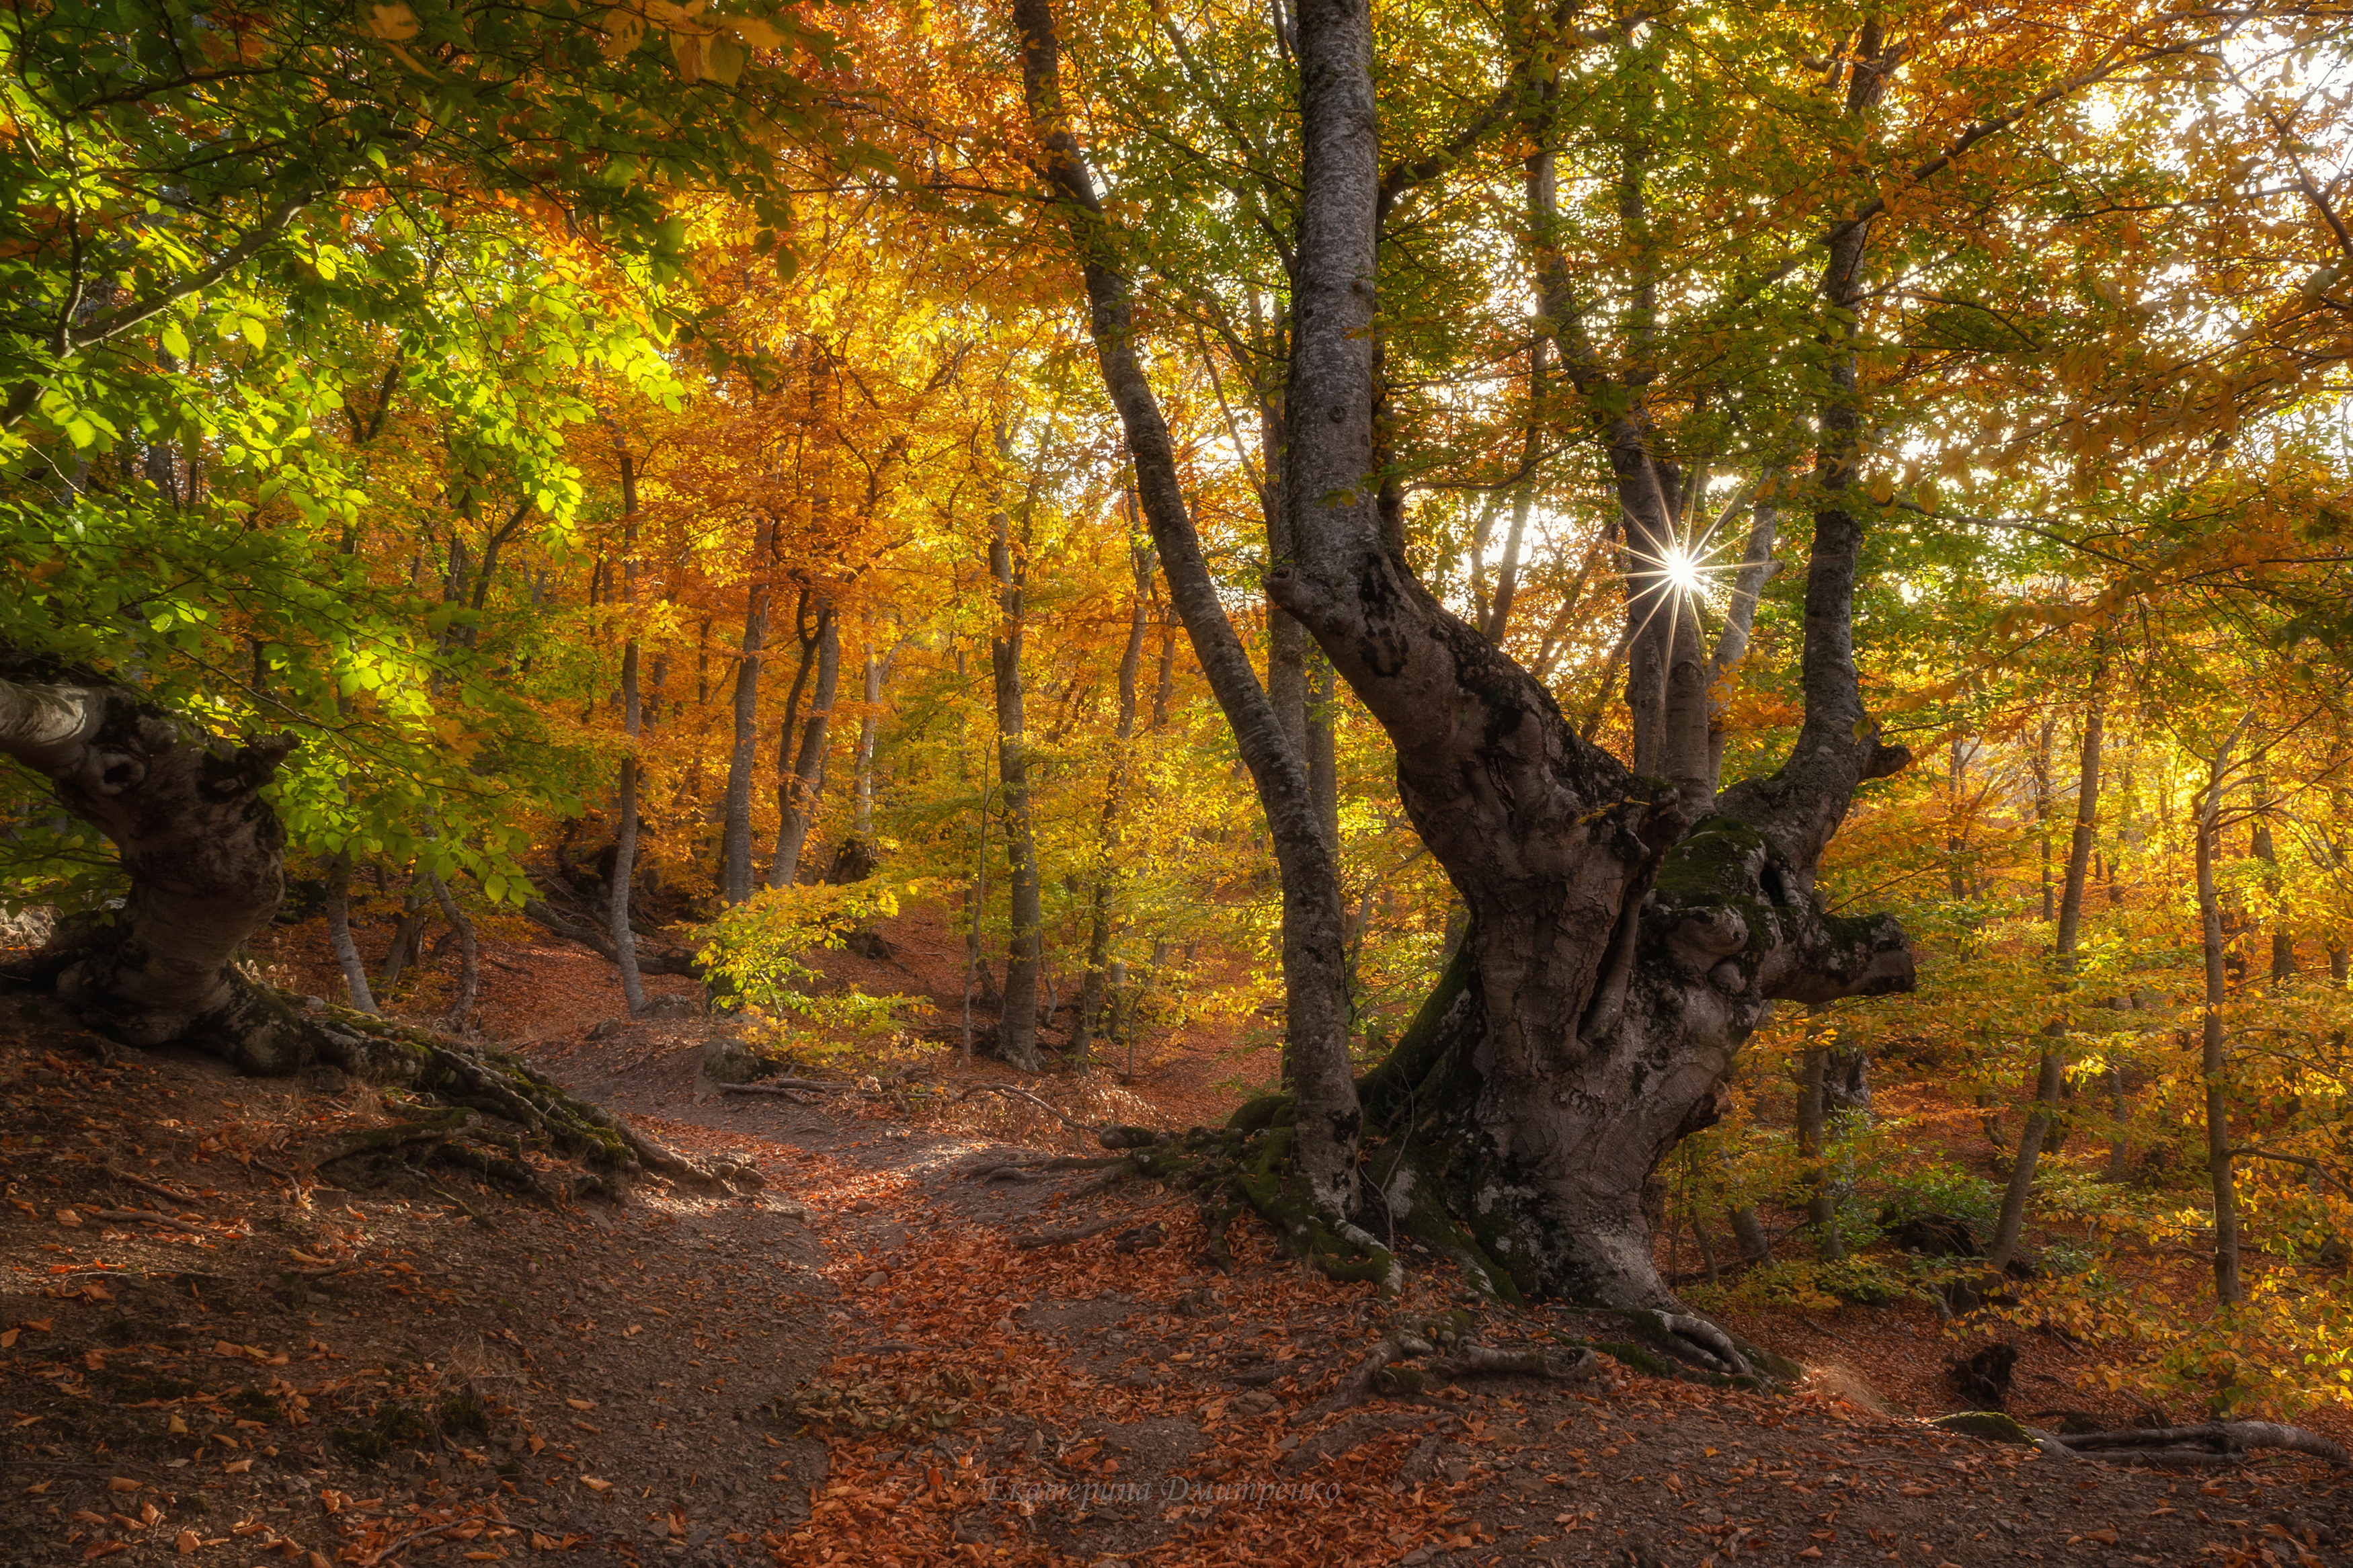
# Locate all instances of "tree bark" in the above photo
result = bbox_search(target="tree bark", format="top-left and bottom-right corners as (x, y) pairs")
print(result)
(1076, 531), (1152, 1060)
(719, 522), (774, 905)
(428, 872), (479, 1033)
(850, 636), (902, 850)
(0, 671), (309, 1064)
(1012, 0), (1361, 1212)
(608, 442), (649, 1016)
(1796, 1030), (1845, 1260)
(1988, 683), (2102, 1272)
(1271, 5), (1912, 1306)
(770, 602), (839, 889)
(2250, 768), (2294, 980)
(2198, 718), (2250, 1305)
(989, 501), (1044, 1071)
(325, 852), (378, 1016)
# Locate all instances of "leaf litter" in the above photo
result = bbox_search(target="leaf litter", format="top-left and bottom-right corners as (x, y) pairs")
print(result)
(5, 979), (2352, 1567)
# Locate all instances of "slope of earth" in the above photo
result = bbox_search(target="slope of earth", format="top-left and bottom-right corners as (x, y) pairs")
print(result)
(8, 974), (2352, 1567)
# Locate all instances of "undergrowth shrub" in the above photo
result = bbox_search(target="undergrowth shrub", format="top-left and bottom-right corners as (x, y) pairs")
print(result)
(691, 880), (928, 1071)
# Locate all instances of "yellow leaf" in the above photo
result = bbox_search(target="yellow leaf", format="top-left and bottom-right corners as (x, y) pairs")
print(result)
(598, 8), (645, 59)
(722, 14), (784, 47)
(366, 3), (420, 40)
(1866, 474), (1896, 505)
(705, 34), (746, 83)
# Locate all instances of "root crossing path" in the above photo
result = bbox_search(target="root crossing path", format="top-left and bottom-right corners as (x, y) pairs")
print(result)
(5, 1005), (2351, 1567)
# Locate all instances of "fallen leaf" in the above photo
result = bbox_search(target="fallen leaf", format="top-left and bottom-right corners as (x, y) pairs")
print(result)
(223, 1458), (253, 1474)
(56, 1209), (82, 1227)
(175, 1529), (199, 1553)
(565, 1398), (596, 1411)
(579, 1477), (611, 1492)
(106, 1477), (139, 1492)
(0, 1328), (16, 1349)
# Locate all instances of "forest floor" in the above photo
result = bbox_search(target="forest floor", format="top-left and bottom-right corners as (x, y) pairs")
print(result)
(3, 909), (2351, 1566)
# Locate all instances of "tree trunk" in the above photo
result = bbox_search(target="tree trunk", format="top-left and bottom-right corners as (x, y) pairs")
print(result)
(770, 602), (839, 889)
(377, 872), (430, 993)
(2250, 769), (2294, 980)
(2198, 720), (2249, 1305)
(0, 672), (310, 1065)
(325, 852), (378, 1015)
(1076, 531), (1152, 1060)
(989, 502), (1044, 1072)
(1269, 5), (1912, 1306)
(1796, 1038), (1844, 1260)
(1728, 1206), (1774, 1267)
(608, 444), (648, 1016)
(1014, 0), (1361, 1213)
(850, 636), (902, 850)
(719, 522), (773, 905)
(1988, 684), (2102, 1272)
(429, 872), (479, 1032)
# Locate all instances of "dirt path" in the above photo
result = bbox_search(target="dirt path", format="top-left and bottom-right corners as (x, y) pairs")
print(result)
(5, 999), (2351, 1566)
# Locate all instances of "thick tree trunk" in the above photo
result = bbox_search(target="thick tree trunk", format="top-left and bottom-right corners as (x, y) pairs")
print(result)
(770, 602), (839, 889)
(1265, 5), (1913, 1307)
(0, 663), (748, 1203)
(989, 505), (1044, 1071)
(0, 671), (306, 1064)
(719, 522), (774, 905)
(1013, 0), (1361, 1212)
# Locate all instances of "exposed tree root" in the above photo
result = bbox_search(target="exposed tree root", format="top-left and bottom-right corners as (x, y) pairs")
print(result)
(1012, 1216), (1125, 1249)
(2052, 1423), (2350, 1467)
(1304, 1326), (1599, 1423)
(305, 1000), (760, 1197)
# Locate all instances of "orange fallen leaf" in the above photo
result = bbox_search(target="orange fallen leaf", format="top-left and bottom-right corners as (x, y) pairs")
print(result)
(175, 1529), (199, 1553)
(56, 1209), (83, 1227)
(578, 1477), (611, 1492)
(565, 1398), (595, 1411)
(81, 1542), (124, 1560)
(105, 1477), (139, 1492)
(223, 1458), (253, 1474)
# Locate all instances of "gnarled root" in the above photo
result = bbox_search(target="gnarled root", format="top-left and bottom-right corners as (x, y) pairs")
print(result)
(1308, 1331), (1598, 1422)
(2052, 1422), (2350, 1467)
(304, 1000), (759, 1198)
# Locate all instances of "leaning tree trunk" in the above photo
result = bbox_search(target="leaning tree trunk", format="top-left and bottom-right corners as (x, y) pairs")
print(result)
(1255, 3), (1913, 1307)
(0, 664), (746, 1194)
(1014, 0), (1361, 1214)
